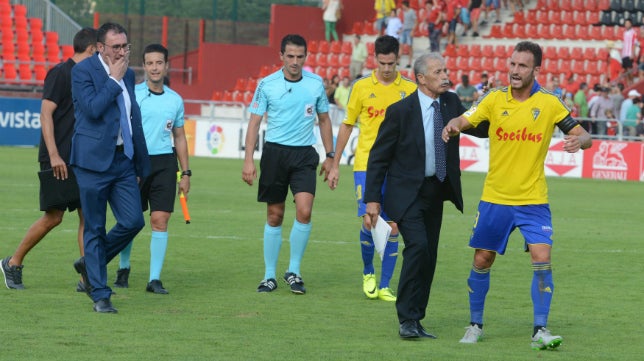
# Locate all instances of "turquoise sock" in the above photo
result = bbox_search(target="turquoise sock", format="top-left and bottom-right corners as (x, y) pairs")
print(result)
(288, 219), (311, 276)
(360, 225), (375, 275)
(149, 231), (168, 281)
(532, 262), (554, 327)
(119, 241), (133, 269)
(468, 266), (491, 325)
(379, 233), (399, 289)
(263, 223), (282, 280)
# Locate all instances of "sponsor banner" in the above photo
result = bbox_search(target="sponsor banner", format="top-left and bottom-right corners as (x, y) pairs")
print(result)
(461, 136), (643, 181)
(0, 97), (41, 146)
(192, 117), (359, 164)
(582, 140), (643, 181)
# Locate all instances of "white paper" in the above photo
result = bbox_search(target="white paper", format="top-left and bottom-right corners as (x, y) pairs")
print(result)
(371, 215), (392, 261)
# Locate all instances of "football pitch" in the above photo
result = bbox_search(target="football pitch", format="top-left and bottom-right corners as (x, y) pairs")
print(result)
(0, 146), (641, 360)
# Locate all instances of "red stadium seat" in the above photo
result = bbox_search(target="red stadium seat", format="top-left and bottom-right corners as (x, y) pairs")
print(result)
(339, 53), (351, 67)
(543, 46), (557, 60)
(488, 25), (503, 38)
(340, 41), (352, 55)
(583, 47), (597, 60)
(366, 42), (375, 56)
(308, 40), (318, 53)
(18, 63), (32, 81)
(245, 77), (258, 92)
(328, 54), (340, 67)
(338, 67), (350, 79)
(61, 45), (74, 60)
(233, 77), (246, 92)
(365, 56), (376, 69)
(243, 91), (254, 105)
(457, 45), (469, 57)
(446, 56), (457, 71)
(318, 40), (330, 54)
(444, 43), (457, 57)
(350, 21), (363, 35)
(597, 47), (609, 61)
(470, 44), (482, 57)
(34, 64), (46, 81)
(482, 45), (494, 58)
(457, 57), (470, 71)
(513, 11), (526, 25)
(482, 57), (495, 73)
(558, 46), (570, 60)
(3, 62), (17, 80)
(330, 41), (342, 54)
(493, 45), (507, 58)
(570, 46), (583, 61)
(316, 53), (328, 67)
(470, 57), (482, 72)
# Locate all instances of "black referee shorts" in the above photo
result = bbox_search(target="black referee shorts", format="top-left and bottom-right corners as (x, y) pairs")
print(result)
(140, 153), (179, 213)
(257, 142), (319, 203)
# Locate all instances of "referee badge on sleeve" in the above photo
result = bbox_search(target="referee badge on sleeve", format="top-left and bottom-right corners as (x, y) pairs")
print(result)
(305, 104), (314, 117)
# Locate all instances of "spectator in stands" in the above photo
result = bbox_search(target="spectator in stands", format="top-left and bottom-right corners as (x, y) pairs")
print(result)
(481, 0), (501, 25)
(455, 74), (479, 109)
(635, 115), (644, 140)
(445, 0), (459, 45)
(424, 0), (445, 52)
(334, 75), (351, 111)
(242, 34), (334, 295)
(622, 96), (641, 137)
(350, 35), (368, 79)
(327, 74), (340, 104)
(619, 89), (641, 126)
(564, 92), (577, 117)
(562, 72), (581, 95)
(375, 0), (397, 36)
(609, 83), (624, 119)
(508, 0), (523, 14)
(476, 72), (489, 94)
(607, 41), (623, 83)
(1, 28), (97, 291)
(551, 75), (563, 98)
(112, 43), (190, 295)
(385, 8), (403, 39)
(459, 0), (472, 37)
(400, 1), (417, 68)
(574, 82), (589, 131)
(589, 87), (613, 136)
(468, 0), (482, 37)
(621, 19), (639, 81)
(322, 0), (342, 42)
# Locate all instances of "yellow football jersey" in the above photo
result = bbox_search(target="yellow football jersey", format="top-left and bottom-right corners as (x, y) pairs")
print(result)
(463, 85), (570, 205)
(344, 71), (417, 171)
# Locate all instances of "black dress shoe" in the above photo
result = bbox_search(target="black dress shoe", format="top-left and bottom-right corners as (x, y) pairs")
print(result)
(146, 279), (169, 294)
(73, 257), (92, 296)
(93, 298), (117, 313)
(417, 322), (438, 339)
(399, 320), (420, 339)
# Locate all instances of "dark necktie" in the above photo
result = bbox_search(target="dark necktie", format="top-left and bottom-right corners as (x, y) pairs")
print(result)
(432, 101), (446, 181)
(117, 94), (134, 159)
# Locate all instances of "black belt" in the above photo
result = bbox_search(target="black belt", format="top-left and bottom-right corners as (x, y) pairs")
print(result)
(116, 144), (124, 152)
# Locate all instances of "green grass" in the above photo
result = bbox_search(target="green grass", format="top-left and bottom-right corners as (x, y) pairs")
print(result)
(1, 146), (642, 360)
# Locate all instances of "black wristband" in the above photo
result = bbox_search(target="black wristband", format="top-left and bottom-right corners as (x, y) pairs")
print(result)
(326, 152), (335, 159)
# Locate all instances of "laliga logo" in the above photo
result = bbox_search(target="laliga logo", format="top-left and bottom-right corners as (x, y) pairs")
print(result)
(206, 124), (225, 155)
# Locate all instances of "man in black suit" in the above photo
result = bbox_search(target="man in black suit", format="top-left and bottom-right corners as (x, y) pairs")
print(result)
(364, 52), (487, 339)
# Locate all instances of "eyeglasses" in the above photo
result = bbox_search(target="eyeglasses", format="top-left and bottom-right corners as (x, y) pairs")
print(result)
(103, 43), (131, 52)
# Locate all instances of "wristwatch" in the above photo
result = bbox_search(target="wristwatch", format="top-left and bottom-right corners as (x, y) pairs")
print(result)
(326, 152), (335, 159)
(181, 170), (192, 177)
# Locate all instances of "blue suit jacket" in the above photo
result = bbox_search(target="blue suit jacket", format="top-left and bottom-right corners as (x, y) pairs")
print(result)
(70, 52), (150, 177)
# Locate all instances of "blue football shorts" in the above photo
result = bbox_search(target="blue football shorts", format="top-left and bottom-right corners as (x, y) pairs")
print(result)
(468, 201), (554, 255)
(353, 171), (391, 221)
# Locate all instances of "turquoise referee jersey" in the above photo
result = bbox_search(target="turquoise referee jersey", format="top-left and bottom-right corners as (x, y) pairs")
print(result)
(249, 69), (329, 146)
(135, 83), (185, 155)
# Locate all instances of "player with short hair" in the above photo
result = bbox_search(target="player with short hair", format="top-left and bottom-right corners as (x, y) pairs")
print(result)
(443, 40), (592, 350)
(1, 27), (97, 290)
(114, 43), (190, 294)
(327, 35), (417, 302)
(242, 34), (334, 295)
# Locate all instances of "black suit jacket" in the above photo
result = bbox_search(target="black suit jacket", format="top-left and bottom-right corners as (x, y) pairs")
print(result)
(364, 90), (488, 221)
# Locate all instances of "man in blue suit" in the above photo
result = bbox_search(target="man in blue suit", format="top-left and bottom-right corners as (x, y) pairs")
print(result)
(71, 22), (150, 313)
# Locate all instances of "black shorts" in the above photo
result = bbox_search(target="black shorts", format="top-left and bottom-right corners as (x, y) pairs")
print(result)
(39, 162), (81, 212)
(622, 56), (633, 70)
(140, 153), (178, 213)
(257, 142), (319, 203)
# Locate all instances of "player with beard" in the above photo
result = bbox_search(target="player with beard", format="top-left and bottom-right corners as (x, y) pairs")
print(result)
(443, 41), (592, 349)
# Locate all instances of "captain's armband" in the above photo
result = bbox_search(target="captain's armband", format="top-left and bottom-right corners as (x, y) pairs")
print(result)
(556, 115), (580, 134)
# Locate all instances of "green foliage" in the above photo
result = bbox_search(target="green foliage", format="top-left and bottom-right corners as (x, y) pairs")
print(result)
(0, 146), (642, 360)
